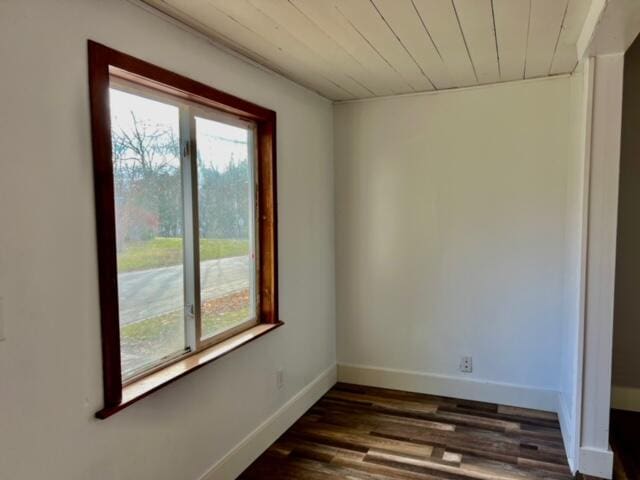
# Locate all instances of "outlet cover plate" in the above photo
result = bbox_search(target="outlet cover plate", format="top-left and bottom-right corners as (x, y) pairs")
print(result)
(460, 356), (472, 373)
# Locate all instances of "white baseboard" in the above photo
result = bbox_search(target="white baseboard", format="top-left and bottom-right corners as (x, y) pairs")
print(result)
(198, 364), (337, 480)
(578, 446), (614, 479)
(556, 392), (577, 474)
(197, 362), (604, 480)
(337, 363), (558, 412)
(611, 385), (640, 412)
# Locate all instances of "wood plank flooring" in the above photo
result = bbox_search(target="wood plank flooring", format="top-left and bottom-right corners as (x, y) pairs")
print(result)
(239, 383), (573, 480)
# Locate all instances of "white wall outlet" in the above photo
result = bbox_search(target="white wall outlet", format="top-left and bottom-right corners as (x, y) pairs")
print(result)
(460, 356), (472, 373)
(276, 368), (284, 389)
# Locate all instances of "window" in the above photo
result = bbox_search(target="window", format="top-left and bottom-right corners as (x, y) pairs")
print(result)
(88, 41), (280, 418)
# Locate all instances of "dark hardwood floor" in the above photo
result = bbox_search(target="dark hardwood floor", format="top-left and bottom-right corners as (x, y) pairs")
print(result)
(239, 382), (573, 480)
(610, 409), (640, 479)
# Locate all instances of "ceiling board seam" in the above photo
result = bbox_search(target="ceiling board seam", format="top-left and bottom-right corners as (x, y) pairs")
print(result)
(243, 0), (366, 97)
(132, 0), (333, 101)
(326, 79), (357, 98)
(523, 0), (532, 79)
(549, 0), (571, 76)
(334, 72), (571, 105)
(346, 74), (376, 96)
(140, 0), (585, 101)
(452, 0), (479, 83)
(232, 0), (358, 98)
(334, 4), (415, 92)
(490, 0), (501, 80)
(286, 0), (377, 95)
(369, 0), (436, 90)
(250, 0), (375, 96)
(210, 0), (356, 98)
(410, 0), (446, 64)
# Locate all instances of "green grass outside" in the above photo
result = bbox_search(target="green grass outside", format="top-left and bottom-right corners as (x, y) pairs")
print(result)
(121, 304), (250, 376)
(201, 307), (251, 339)
(117, 237), (249, 273)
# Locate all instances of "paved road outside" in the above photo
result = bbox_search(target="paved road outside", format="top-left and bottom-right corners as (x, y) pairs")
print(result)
(118, 255), (249, 325)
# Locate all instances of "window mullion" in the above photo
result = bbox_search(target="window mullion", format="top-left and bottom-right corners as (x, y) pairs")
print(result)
(180, 106), (199, 352)
(190, 113), (203, 347)
(248, 125), (259, 321)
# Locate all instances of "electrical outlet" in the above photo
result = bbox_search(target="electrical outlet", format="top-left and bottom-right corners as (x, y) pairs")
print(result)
(460, 356), (472, 373)
(276, 368), (284, 389)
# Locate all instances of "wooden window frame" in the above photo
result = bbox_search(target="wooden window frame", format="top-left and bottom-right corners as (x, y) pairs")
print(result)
(88, 41), (281, 419)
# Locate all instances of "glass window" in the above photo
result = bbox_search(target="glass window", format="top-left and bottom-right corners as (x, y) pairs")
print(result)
(110, 87), (186, 380)
(195, 116), (256, 341)
(107, 82), (261, 381)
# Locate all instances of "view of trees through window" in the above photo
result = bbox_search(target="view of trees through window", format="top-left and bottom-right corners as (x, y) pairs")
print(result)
(196, 115), (254, 340)
(110, 87), (254, 379)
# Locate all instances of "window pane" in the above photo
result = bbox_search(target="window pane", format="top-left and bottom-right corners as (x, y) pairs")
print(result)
(196, 116), (256, 340)
(110, 87), (186, 379)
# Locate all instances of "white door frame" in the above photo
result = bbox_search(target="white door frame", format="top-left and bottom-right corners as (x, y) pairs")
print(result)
(576, 53), (624, 479)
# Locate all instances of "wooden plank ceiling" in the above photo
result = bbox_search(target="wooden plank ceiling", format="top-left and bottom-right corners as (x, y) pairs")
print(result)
(143, 0), (593, 101)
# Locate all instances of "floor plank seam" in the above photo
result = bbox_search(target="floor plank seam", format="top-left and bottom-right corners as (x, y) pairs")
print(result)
(239, 383), (574, 480)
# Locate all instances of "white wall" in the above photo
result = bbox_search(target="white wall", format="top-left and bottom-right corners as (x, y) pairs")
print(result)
(0, 1), (335, 479)
(334, 77), (580, 409)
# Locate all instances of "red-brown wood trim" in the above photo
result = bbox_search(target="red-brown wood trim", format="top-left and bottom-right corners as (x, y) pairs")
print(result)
(257, 118), (279, 324)
(87, 40), (279, 417)
(88, 41), (123, 408)
(90, 40), (275, 122)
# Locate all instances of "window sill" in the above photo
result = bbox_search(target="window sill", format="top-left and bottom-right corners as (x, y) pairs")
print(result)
(96, 321), (283, 419)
